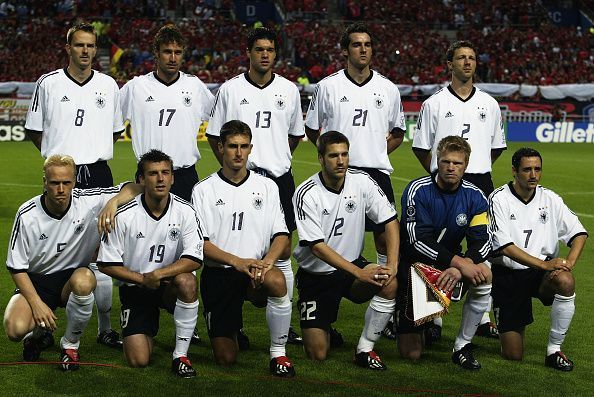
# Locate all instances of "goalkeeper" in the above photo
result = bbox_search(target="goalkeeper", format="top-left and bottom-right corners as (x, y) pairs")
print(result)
(396, 136), (492, 370)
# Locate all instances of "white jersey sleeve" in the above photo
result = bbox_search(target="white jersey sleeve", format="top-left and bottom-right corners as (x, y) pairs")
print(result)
(111, 79), (125, 134)
(552, 192), (587, 246)
(363, 174), (398, 224)
(412, 100), (435, 151)
(120, 79), (133, 123)
(488, 190), (513, 251)
(179, 202), (205, 262)
(205, 85), (227, 138)
(293, 182), (325, 245)
(24, 72), (52, 132)
(388, 84), (406, 132)
(304, 83), (326, 131)
(97, 214), (127, 264)
(491, 104), (506, 150)
(6, 202), (34, 272)
(289, 85), (305, 137)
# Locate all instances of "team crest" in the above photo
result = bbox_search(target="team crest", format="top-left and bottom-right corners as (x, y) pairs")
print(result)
(477, 107), (487, 122)
(539, 209), (548, 224)
(374, 97), (384, 109)
(168, 227), (181, 241)
(252, 196), (263, 210)
(345, 199), (357, 213)
(95, 95), (106, 109)
(274, 95), (286, 110)
(74, 224), (85, 234)
(182, 94), (192, 107)
(456, 213), (468, 226)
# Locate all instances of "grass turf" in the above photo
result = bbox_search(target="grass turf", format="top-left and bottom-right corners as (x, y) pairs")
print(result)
(0, 140), (592, 396)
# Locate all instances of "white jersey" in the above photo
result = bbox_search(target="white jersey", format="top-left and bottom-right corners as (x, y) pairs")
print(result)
(121, 72), (214, 169)
(293, 169), (398, 274)
(206, 73), (305, 177)
(7, 185), (123, 275)
(191, 170), (289, 268)
(25, 68), (125, 165)
(97, 194), (204, 285)
(488, 183), (587, 270)
(305, 70), (405, 174)
(413, 85), (506, 174)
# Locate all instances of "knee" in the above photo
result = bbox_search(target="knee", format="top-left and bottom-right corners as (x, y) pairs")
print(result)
(501, 350), (523, 361)
(70, 268), (97, 295)
(379, 278), (397, 300)
(399, 348), (422, 361)
(305, 346), (328, 361)
(4, 318), (28, 341)
(125, 353), (150, 368)
(174, 273), (197, 299)
(213, 350), (237, 366)
(552, 271), (575, 295)
(265, 269), (287, 297)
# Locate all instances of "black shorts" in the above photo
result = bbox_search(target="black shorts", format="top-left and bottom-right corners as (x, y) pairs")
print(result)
(171, 166), (199, 202)
(492, 265), (551, 333)
(75, 161), (114, 189)
(15, 268), (76, 310)
(252, 167), (296, 232)
(462, 173), (494, 197)
(119, 284), (173, 338)
(296, 257), (368, 330)
(200, 266), (250, 338)
(350, 166), (395, 232)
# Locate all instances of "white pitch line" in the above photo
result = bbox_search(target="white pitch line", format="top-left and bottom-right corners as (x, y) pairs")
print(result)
(291, 160), (410, 182)
(0, 183), (39, 188)
(575, 212), (594, 219)
(564, 192), (594, 196)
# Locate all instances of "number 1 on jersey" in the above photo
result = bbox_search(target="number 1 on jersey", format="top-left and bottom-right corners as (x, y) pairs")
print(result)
(158, 109), (176, 126)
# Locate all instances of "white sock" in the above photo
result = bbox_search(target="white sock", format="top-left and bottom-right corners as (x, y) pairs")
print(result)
(63, 292), (94, 349)
(276, 259), (294, 302)
(434, 317), (443, 327)
(356, 296), (395, 353)
(454, 283), (491, 351)
(267, 294), (291, 359)
(376, 253), (387, 266)
(480, 297), (493, 325)
(91, 263), (113, 333)
(173, 299), (198, 359)
(547, 293), (575, 356)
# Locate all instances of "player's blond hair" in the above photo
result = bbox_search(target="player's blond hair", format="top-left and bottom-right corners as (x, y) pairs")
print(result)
(436, 136), (471, 163)
(43, 154), (76, 178)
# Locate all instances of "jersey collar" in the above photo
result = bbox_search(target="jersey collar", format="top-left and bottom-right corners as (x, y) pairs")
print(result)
(447, 85), (476, 103)
(344, 69), (373, 87)
(153, 71), (180, 86)
(40, 192), (72, 220)
(431, 173), (462, 194)
(244, 72), (275, 90)
(318, 172), (344, 194)
(508, 181), (537, 204)
(217, 169), (250, 187)
(140, 193), (171, 221)
(64, 68), (94, 87)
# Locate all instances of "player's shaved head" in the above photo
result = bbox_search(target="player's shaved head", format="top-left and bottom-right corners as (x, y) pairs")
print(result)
(512, 147), (542, 170)
(247, 27), (277, 51)
(436, 135), (471, 163)
(446, 40), (476, 62)
(137, 149), (173, 177)
(66, 22), (97, 45)
(340, 22), (372, 50)
(317, 131), (350, 156)
(153, 24), (187, 54)
(220, 120), (252, 144)
(44, 154), (76, 178)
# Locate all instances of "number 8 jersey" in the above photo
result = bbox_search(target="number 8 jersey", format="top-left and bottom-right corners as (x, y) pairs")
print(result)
(293, 169), (398, 274)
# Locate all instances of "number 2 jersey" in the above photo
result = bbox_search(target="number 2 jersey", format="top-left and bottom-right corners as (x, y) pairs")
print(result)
(120, 71), (214, 169)
(191, 170), (289, 268)
(97, 193), (204, 284)
(7, 185), (123, 275)
(293, 169), (398, 274)
(25, 68), (124, 165)
(488, 183), (588, 270)
(305, 70), (405, 174)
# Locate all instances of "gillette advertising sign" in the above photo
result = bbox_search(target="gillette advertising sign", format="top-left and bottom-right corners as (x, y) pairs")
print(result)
(507, 122), (594, 143)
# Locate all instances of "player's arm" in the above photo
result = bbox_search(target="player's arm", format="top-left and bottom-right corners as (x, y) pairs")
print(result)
(98, 183), (144, 233)
(412, 148), (431, 173)
(207, 137), (223, 165)
(387, 128), (405, 154)
(288, 135), (301, 153)
(10, 272), (58, 331)
(204, 240), (263, 278)
(142, 256), (201, 289)
(25, 130), (43, 151)
(383, 219), (400, 285)
(97, 262), (144, 285)
(491, 148), (505, 164)
(259, 233), (290, 285)
(305, 126), (320, 147)
(564, 234), (587, 269)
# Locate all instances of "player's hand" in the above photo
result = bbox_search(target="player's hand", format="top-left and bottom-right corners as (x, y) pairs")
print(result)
(545, 258), (572, 272)
(30, 299), (58, 332)
(97, 200), (118, 234)
(381, 262), (398, 287)
(234, 258), (264, 279)
(356, 265), (390, 287)
(436, 267), (462, 292)
(251, 260), (274, 289)
(141, 271), (160, 289)
(459, 261), (491, 286)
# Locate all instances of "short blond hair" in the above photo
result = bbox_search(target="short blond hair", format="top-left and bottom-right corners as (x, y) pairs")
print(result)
(44, 154), (76, 178)
(436, 136), (471, 163)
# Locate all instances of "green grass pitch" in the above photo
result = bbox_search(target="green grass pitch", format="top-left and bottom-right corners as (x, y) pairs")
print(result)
(0, 140), (592, 396)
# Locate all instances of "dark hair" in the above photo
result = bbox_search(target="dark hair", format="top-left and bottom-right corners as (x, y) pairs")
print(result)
(446, 40), (476, 62)
(137, 149), (173, 177)
(317, 131), (350, 156)
(220, 120), (252, 144)
(512, 147), (542, 170)
(66, 22), (97, 45)
(436, 135), (471, 163)
(246, 27), (277, 51)
(153, 24), (187, 54)
(340, 22), (372, 50)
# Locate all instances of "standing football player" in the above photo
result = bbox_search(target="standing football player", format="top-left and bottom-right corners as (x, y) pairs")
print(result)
(24, 22), (126, 349)
(412, 40), (506, 339)
(206, 27), (304, 345)
(489, 148), (587, 371)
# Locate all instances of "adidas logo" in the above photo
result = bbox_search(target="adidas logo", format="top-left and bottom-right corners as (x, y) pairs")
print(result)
(39, 233), (48, 240)
(177, 337), (189, 341)
(136, 232), (145, 239)
(215, 199), (225, 206)
(322, 209), (330, 216)
(145, 96), (155, 102)
(60, 96), (70, 102)
(339, 96), (349, 102)
(240, 98), (249, 105)
(445, 111), (454, 118)
(510, 214), (516, 220)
